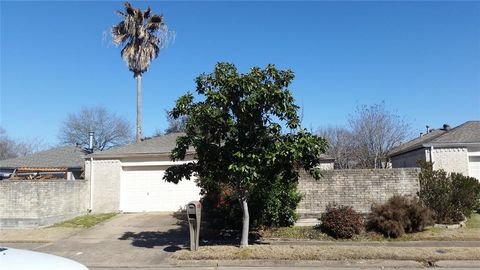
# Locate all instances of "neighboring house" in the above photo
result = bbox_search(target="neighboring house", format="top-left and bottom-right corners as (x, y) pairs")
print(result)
(389, 121), (480, 180)
(87, 132), (336, 214)
(318, 154), (335, 170)
(0, 146), (87, 180)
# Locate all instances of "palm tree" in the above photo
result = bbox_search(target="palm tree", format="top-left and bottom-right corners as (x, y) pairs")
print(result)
(111, 2), (167, 143)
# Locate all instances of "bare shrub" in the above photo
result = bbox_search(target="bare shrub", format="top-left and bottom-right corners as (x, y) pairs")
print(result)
(319, 204), (364, 239)
(368, 195), (434, 238)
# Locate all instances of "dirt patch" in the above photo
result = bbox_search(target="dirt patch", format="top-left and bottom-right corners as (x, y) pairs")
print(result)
(0, 227), (82, 242)
(172, 245), (480, 261)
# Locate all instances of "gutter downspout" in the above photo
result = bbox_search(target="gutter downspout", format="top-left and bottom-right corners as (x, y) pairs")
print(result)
(89, 157), (94, 212)
(429, 146), (435, 170)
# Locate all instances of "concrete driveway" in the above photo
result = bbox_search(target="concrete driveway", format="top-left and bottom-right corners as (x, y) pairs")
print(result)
(7, 212), (189, 268)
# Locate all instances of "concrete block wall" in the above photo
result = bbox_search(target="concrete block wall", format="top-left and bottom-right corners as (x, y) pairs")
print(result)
(86, 159), (122, 213)
(0, 180), (89, 228)
(297, 168), (420, 219)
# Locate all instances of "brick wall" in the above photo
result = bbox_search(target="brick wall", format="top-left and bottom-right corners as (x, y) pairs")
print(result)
(297, 168), (420, 219)
(0, 180), (89, 228)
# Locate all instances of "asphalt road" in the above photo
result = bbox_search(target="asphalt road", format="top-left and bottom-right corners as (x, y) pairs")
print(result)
(2, 213), (480, 269)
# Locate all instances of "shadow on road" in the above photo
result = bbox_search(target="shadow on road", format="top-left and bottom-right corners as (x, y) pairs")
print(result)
(118, 211), (188, 251)
(118, 211), (264, 251)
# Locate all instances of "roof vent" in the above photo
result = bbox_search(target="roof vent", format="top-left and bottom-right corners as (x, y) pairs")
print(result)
(86, 132), (95, 153)
(442, 124), (451, 131)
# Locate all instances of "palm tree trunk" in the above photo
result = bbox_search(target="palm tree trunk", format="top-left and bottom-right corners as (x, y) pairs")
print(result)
(136, 75), (142, 143)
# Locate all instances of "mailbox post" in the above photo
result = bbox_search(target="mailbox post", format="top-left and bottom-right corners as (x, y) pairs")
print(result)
(186, 201), (201, 251)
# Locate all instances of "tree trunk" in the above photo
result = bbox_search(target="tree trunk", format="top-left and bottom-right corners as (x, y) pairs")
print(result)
(239, 196), (249, 247)
(136, 75), (142, 143)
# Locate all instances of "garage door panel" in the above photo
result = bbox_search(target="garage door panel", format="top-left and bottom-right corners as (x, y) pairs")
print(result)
(469, 156), (480, 181)
(121, 166), (201, 212)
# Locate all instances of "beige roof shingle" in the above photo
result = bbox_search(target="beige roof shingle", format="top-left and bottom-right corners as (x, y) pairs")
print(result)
(90, 133), (186, 158)
(0, 146), (87, 169)
(389, 121), (480, 157)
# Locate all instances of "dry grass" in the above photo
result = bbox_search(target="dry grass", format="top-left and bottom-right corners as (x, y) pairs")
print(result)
(399, 213), (480, 241)
(261, 226), (331, 240)
(400, 227), (480, 241)
(262, 213), (480, 242)
(0, 227), (82, 242)
(173, 245), (480, 261)
(466, 213), (480, 228)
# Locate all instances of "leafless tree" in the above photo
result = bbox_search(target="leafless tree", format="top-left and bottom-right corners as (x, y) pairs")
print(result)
(149, 110), (187, 138)
(0, 127), (46, 160)
(58, 106), (134, 151)
(316, 126), (355, 169)
(348, 103), (410, 168)
(164, 110), (187, 135)
(0, 128), (16, 160)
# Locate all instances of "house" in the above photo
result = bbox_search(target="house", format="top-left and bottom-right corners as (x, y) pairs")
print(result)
(389, 121), (480, 180)
(318, 154), (335, 170)
(86, 133), (201, 213)
(87, 132), (336, 214)
(0, 146), (87, 180)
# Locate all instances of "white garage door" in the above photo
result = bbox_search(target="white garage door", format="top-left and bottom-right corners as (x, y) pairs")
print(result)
(469, 156), (480, 181)
(120, 166), (201, 212)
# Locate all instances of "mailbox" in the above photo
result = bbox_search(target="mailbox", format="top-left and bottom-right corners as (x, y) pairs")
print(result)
(186, 201), (201, 251)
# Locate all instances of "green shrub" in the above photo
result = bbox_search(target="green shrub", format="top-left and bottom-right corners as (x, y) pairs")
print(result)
(451, 173), (480, 218)
(201, 178), (302, 231)
(319, 204), (364, 239)
(418, 161), (480, 224)
(367, 195), (434, 238)
(249, 177), (302, 228)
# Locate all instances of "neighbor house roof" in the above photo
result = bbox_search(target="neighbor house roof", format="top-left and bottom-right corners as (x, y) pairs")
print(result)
(319, 154), (335, 161)
(90, 132), (335, 161)
(89, 133), (187, 158)
(0, 146), (87, 169)
(389, 121), (480, 157)
(426, 121), (480, 145)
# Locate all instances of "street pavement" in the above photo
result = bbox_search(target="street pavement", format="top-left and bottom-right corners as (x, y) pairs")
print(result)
(2, 213), (189, 268)
(2, 213), (480, 269)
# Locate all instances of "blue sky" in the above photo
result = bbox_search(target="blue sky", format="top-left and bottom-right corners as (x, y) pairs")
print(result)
(1, 1), (479, 146)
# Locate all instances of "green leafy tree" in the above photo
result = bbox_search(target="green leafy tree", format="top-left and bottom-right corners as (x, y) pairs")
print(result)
(111, 2), (170, 143)
(164, 63), (327, 247)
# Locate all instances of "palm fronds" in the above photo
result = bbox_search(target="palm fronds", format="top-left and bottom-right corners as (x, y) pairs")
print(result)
(111, 2), (170, 77)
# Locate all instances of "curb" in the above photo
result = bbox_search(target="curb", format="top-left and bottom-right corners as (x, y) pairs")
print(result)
(100, 259), (424, 268)
(262, 239), (480, 247)
(168, 259), (480, 268)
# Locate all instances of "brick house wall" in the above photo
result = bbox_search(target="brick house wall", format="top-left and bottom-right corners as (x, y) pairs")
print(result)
(0, 180), (89, 228)
(297, 168), (420, 219)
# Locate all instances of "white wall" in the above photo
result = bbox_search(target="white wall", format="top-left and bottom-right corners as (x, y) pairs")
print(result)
(431, 147), (469, 175)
